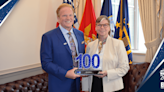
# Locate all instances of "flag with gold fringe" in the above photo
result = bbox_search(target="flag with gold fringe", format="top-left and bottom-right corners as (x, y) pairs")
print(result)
(79, 0), (97, 46)
(114, 0), (133, 64)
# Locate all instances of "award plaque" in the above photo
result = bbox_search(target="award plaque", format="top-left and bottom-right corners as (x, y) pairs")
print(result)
(74, 69), (102, 75)
(74, 53), (102, 75)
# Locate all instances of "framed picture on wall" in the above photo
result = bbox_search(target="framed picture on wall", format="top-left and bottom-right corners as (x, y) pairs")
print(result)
(0, 0), (19, 27)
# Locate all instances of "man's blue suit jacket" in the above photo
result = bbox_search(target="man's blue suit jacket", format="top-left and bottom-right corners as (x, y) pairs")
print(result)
(40, 27), (85, 92)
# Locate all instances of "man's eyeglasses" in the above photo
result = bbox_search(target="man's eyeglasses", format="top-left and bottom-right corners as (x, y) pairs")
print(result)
(96, 23), (109, 28)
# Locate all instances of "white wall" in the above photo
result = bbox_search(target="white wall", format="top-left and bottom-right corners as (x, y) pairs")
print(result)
(0, 0), (62, 84)
(133, 53), (146, 63)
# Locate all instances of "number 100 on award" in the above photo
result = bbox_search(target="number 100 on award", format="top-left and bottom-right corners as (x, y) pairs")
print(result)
(75, 54), (100, 69)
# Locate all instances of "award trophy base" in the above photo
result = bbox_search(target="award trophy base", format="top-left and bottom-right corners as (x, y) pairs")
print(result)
(74, 69), (103, 75)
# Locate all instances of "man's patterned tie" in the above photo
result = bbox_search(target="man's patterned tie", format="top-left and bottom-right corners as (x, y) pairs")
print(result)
(68, 31), (78, 67)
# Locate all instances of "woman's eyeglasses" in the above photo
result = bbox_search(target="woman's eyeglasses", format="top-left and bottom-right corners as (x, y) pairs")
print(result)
(96, 23), (109, 28)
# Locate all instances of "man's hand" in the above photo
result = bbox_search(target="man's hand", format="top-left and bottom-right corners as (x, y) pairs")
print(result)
(65, 68), (81, 79)
(94, 71), (107, 78)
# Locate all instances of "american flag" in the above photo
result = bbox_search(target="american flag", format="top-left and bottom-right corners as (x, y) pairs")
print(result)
(63, 0), (79, 29)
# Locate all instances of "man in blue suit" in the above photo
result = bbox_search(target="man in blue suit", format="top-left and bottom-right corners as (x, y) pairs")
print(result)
(40, 3), (85, 92)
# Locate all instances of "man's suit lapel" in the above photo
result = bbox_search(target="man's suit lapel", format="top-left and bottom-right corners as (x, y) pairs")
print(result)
(56, 27), (72, 55)
(73, 28), (83, 53)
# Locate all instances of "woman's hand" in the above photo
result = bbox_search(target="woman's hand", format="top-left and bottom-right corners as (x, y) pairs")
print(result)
(84, 91), (89, 92)
(94, 71), (107, 78)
